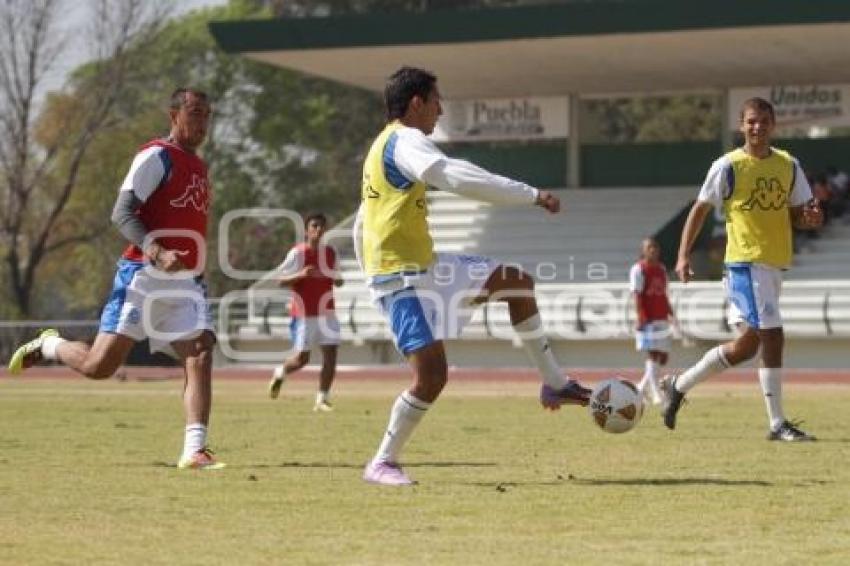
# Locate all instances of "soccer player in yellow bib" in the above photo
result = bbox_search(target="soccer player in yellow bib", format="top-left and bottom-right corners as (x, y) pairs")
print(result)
(356, 67), (591, 486)
(663, 97), (823, 442)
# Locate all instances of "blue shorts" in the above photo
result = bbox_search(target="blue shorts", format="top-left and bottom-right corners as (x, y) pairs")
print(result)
(724, 263), (783, 330)
(99, 259), (213, 353)
(289, 315), (340, 352)
(378, 288), (438, 356)
(371, 253), (499, 356)
(635, 321), (672, 353)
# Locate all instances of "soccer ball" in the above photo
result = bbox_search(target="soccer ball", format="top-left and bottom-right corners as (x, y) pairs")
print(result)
(588, 377), (644, 434)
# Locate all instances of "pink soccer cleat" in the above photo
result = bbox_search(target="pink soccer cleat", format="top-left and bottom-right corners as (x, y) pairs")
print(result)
(363, 460), (415, 486)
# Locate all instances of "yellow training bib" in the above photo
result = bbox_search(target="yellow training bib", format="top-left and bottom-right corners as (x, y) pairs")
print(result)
(723, 147), (796, 268)
(361, 122), (434, 275)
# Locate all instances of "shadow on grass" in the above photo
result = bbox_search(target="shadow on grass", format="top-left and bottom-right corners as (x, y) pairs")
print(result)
(572, 477), (772, 487)
(166, 461), (499, 470)
(405, 461), (497, 468)
(466, 480), (564, 489)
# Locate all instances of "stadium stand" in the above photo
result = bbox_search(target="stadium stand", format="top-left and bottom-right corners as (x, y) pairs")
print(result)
(787, 218), (850, 280)
(213, 188), (850, 368)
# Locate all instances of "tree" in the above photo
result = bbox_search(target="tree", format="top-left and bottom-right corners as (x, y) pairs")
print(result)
(3, 0), (590, 319)
(0, 0), (168, 317)
(582, 95), (722, 144)
(21, 0), (382, 304)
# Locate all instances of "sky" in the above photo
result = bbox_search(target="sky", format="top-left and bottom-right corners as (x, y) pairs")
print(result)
(45, 0), (228, 92)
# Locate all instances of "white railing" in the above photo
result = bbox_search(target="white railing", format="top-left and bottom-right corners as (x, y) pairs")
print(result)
(215, 280), (850, 345)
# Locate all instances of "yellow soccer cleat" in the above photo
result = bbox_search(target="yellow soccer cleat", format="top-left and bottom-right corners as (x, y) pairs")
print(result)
(177, 447), (226, 470)
(7, 329), (59, 375)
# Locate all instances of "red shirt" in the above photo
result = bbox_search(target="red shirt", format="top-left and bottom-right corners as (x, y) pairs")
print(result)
(289, 242), (337, 317)
(632, 260), (671, 327)
(122, 139), (211, 270)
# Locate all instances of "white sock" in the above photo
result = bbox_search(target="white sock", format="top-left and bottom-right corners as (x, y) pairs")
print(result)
(758, 367), (785, 430)
(374, 391), (430, 464)
(182, 423), (207, 460)
(316, 390), (329, 404)
(675, 346), (730, 394)
(639, 359), (663, 404)
(272, 365), (285, 380)
(514, 314), (569, 389)
(41, 335), (67, 360)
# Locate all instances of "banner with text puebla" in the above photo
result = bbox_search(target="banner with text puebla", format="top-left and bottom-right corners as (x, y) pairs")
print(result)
(728, 84), (850, 129)
(431, 96), (569, 142)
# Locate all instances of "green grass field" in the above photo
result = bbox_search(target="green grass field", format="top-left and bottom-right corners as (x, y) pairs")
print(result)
(1, 376), (849, 565)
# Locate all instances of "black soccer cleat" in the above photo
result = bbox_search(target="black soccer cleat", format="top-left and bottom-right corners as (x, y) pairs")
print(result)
(661, 375), (685, 430)
(767, 420), (816, 442)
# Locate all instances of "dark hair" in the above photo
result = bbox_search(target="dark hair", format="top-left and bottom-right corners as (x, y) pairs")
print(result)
(740, 97), (775, 123)
(170, 88), (208, 110)
(640, 237), (660, 257)
(305, 212), (327, 228)
(384, 66), (437, 120)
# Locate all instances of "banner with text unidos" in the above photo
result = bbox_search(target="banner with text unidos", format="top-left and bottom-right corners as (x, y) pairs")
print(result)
(729, 84), (850, 129)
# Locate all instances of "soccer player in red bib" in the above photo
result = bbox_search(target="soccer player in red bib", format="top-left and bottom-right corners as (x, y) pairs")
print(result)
(8, 88), (224, 469)
(268, 213), (343, 412)
(629, 238), (674, 406)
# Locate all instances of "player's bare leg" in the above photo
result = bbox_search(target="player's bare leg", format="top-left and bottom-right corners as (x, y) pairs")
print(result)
(269, 351), (309, 399)
(364, 341), (446, 486)
(314, 345), (337, 411)
(172, 331), (224, 469)
(477, 265), (590, 409)
(8, 329), (134, 379)
(55, 333), (136, 379)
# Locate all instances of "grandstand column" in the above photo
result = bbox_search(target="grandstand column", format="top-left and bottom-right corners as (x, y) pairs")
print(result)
(567, 92), (580, 188)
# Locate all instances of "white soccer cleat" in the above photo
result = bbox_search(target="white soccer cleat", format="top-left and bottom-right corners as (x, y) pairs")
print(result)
(177, 447), (226, 470)
(637, 374), (666, 406)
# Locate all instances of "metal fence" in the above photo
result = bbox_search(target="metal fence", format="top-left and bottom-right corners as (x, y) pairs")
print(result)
(5, 280), (850, 365)
(216, 280), (850, 345)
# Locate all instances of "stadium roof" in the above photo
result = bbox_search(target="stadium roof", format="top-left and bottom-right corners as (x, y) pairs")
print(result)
(209, 0), (850, 98)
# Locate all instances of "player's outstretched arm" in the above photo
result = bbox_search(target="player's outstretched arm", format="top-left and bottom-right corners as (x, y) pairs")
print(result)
(394, 129), (540, 208)
(421, 157), (539, 207)
(676, 201), (713, 283)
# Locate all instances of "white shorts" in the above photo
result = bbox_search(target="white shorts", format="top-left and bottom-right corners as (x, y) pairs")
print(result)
(368, 253), (499, 355)
(724, 263), (783, 330)
(290, 315), (340, 352)
(635, 321), (672, 353)
(99, 260), (213, 354)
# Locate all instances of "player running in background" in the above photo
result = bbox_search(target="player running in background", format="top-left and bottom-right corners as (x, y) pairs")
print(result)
(663, 97), (823, 441)
(8, 88), (225, 469)
(269, 213), (343, 412)
(355, 66), (591, 486)
(629, 237), (674, 406)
